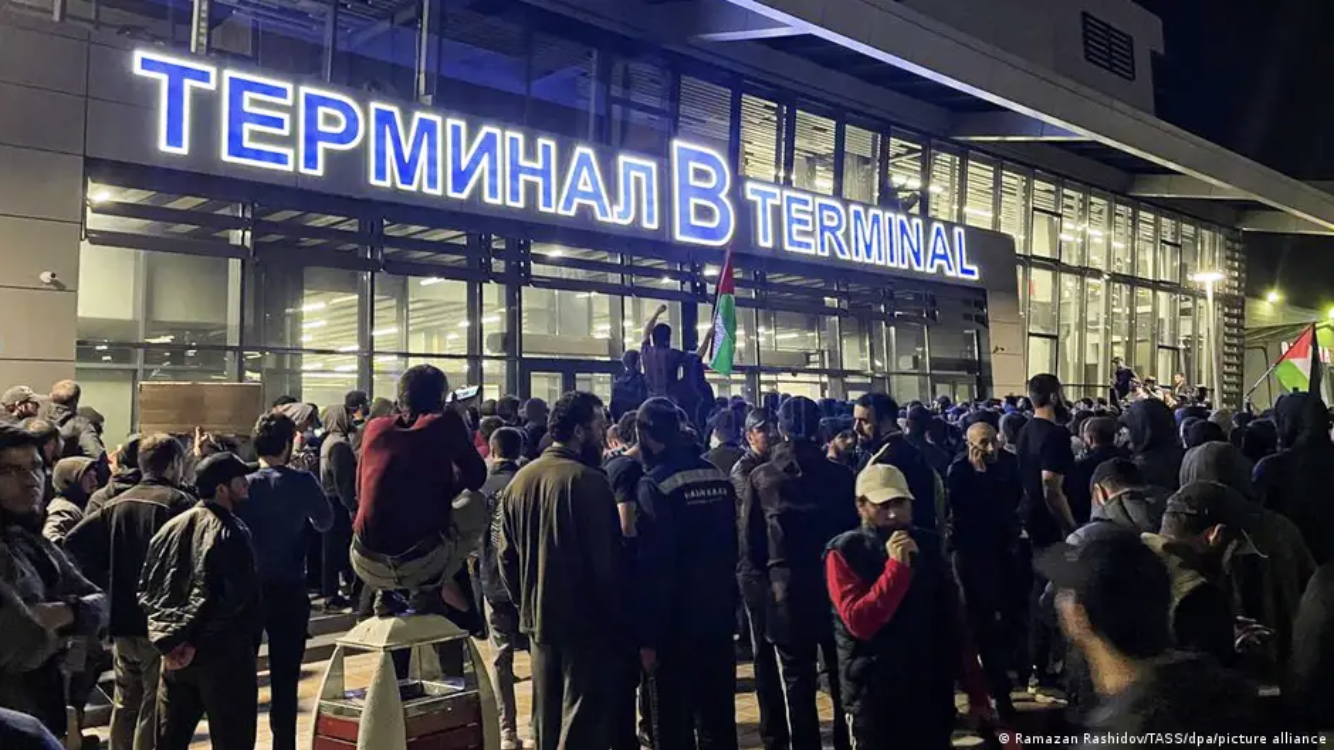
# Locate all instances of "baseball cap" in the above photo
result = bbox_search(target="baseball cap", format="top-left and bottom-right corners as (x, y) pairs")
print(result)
(1, 386), (37, 409)
(193, 452), (251, 499)
(744, 407), (773, 433)
(855, 458), (914, 505)
(1036, 532), (1166, 595)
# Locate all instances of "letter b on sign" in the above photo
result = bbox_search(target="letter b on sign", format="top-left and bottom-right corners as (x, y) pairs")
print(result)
(672, 141), (734, 247)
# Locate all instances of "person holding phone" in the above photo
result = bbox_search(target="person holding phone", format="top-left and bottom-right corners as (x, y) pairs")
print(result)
(824, 456), (994, 749)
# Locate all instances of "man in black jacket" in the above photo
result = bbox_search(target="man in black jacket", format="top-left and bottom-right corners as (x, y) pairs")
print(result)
(747, 397), (855, 750)
(634, 398), (738, 750)
(730, 408), (787, 750)
(1066, 416), (1125, 526)
(88, 435), (142, 516)
(476, 427), (528, 750)
(139, 452), (258, 750)
(65, 433), (194, 750)
(853, 393), (938, 532)
(37, 380), (104, 461)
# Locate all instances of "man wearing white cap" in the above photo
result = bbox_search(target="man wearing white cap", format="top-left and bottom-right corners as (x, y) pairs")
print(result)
(823, 453), (994, 749)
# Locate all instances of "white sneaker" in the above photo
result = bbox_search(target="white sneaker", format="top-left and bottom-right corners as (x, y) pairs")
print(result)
(500, 731), (521, 750)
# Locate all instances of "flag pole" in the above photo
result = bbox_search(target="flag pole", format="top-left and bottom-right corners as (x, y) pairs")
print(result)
(1243, 320), (1323, 401)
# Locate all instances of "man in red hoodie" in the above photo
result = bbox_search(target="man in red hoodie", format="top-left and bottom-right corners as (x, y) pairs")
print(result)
(351, 365), (487, 617)
(824, 458), (995, 749)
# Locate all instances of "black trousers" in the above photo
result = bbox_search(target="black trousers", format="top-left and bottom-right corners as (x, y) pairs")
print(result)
(955, 552), (1020, 709)
(253, 581), (310, 750)
(846, 705), (953, 750)
(158, 636), (258, 750)
(652, 638), (738, 750)
(530, 641), (616, 750)
(741, 578), (790, 750)
(774, 637), (851, 750)
(322, 501), (355, 598)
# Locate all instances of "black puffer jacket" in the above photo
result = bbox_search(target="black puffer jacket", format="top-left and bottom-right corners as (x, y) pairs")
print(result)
(1123, 399), (1183, 494)
(37, 402), (104, 461)
(1254, 393), (1334, 565)
(138, 503), (260, 653)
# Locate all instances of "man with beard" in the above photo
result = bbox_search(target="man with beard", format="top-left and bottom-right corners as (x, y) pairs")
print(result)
(0, 424), (107, 737)
(852, 393), (939, 533)
(0, 386), (41, 424)
(88, 436), (142, 516)
(825, 460), (992, 748)
(1014, 373), (1076, 692)
(65, 433), (195, 750)
(747, 397), (855, 750)
(42, 457), (99, 546)
(498, 391), (623, 750)
(946, 421), (1024, 719)
(1066, 417), (1126, 527)
(139, 453), (259, 750)
(730, 408), (788, 750)
(634, 398), (738, 750)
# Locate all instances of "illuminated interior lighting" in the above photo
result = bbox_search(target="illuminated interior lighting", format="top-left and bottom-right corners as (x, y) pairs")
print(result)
(696, 323), (712, 331)
(775, 332), (800, 340)
(1111, 241), (1127, 249)
(301, 301), (327, 312)
(480, 315), (500, 324)
(145, 335), (174, 344)
(301, 335), (313, 343)
(963, 207), (993, 218)
(337, 345), (358, 352)
(1058, 234), (1076, 242)
(1087, 229), (1104, 238)
(543, 249), (564, 258)
(419, 277), (444, 286)
(456, 320), (471, 328)
(1190, 271), (1224, 284)
(576, 292), (593, 299)
(890, 174), (908, 188)
(95, 345), (109, 351)
(372, 326), (398, 336)
(101, 355), (112, 361)
(1266, 290), (1282, 304)
(302, 319), (327, 329)
(334, 364), (356, 372)
(906, 178), (922, 190)
(446, 333), (460, 341)
(90, 189), (112, 204)
(330, 295), (358, 305)
(703, 267), (719, 277)
(927, 184), (944, 194)
(813, 177), (834, 193)
(302, 362), (324, 371)
(660, 276), (674, 284)
(375, 355), (397, 363)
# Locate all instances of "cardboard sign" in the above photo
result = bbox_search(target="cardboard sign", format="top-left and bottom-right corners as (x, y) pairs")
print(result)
(137, 382), (262, 436)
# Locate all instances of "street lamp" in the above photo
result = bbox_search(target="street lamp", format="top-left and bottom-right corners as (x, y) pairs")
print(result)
(1267, 290), (1282, 304)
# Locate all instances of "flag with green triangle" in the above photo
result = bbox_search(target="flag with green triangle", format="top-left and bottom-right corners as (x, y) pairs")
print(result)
(708, 251), (737, 376)
(1275, 323), (1321, 394)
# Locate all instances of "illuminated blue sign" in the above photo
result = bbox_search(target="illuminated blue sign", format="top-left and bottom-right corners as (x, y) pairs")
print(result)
(132, 50), (979, 282)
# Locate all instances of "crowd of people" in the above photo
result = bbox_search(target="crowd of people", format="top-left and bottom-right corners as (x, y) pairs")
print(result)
(2, 324), (1334, 750)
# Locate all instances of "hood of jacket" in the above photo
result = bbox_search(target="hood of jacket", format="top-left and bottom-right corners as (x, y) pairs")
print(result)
(1274, 392), (1331, 450)
(1124, 399), (1178, 454)
(769, 438), (827, 475)
(1180, 442), (1255, 500)
(52, 456), (97, 501)
(321, 404), (354, 437)
(1089, 486), (1163, 534)
(278, 402), (320, 430)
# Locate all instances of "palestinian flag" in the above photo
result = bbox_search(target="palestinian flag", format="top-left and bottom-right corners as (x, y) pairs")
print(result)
(1276, 323), (1322, 394)
(708, 251), (737, 376)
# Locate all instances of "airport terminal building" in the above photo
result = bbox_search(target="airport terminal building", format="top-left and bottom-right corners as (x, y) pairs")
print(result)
(3, 0), (1329, 436)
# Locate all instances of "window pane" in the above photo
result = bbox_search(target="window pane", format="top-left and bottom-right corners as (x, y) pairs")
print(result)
(1060, 187), (1086, 267)
(887, 323), (927, 373)
(843, 124), (881, 204)
(245, 351), (359, 411)
(840, 316), (872, 371)
(890, 374), (929, 404)
(1135, 210), (1156, 280)
(1028, 267), (1057, 335)
(249, 266), (363, 352)
(531, 244), (622, 285)
(887, 132), (924, 214)
(574, 373), (614, 405)
(1109, 283), (1131, 363)
(757, 310), (832, 370)
(678, 77), (732, 155)
(372, 356), (467, 407)
(78, 244), (242, 347)
(1016, 265), (1028, 328)
(373, 275), (468, 356)
(1087, 195), (1110, 271)
(1027, 336), (1055, 376)
(432, 4), (528, 123)
(1157, 291), (1179, 347)
(142, 348), (235, 385)
(75, 368), (135, 443)
(1112, 203), (1134, 275)
(526, 31), (597, 140)
(741, 94), (784, 182)
(530, 372), (564, 405)
(1181, 223), (1199, 282)
(792, 109), (836, 195)
(1000, 168), (1030, 253)
(1180, 296), (1200, 384)
(1058, 274), (1083, 385)
(521, 288), (617, 360)
(1157, 349), (1179, 385)
(927, 147), (960, 222)
(482, 359), (508, 402)
(1084, 278), (1106, 387)
(1158, 218), (1181, 284)
(482, 283), (509, 356)
(1134, 287), (1155, 370)
(1031, 178), (1059, 260)
(963, 156), (996, 229)
(760, 372), (828, 401)
(609, 57), (671, 155)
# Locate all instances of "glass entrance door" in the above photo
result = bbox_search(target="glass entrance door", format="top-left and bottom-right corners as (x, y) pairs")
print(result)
(522, 361), (619, 405)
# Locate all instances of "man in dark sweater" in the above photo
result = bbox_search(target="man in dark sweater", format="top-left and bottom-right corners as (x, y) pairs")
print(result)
(1066, 416), (1126, 526)
(352, 365), (487, 618)
(237, 413), (332, 750)
(65, 433), (195, 750)
(634, 398), (738, 750)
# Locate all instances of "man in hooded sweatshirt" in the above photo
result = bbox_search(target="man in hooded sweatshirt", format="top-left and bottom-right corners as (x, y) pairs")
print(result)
(88, 436), (142, 516)
(42, 457), (99, 546)
(319, 405), (358, 609)
(1254, 392), (1334, 565)
(1122, 398), (1184, 495)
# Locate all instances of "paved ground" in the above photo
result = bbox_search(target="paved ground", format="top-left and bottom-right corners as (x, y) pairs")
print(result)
(109, 639), (1056, 749)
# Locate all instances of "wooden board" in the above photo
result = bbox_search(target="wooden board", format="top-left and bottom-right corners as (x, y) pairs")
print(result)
(137, 382), (262, 436)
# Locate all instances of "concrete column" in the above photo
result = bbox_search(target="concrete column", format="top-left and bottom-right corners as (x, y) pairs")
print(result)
(987, 289), (1026, 397)
(0, 18), (88, 391)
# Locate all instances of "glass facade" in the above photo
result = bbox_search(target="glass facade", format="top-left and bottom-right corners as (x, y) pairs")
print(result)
(43, 0), (1243, 432)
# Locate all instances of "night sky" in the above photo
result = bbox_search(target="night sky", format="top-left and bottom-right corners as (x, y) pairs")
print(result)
(1136, 0), (1334, 310)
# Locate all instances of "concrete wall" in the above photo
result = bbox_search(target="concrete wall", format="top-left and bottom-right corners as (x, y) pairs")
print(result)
(899, 0), (1164, 114)
(0, 15), (87, 391)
